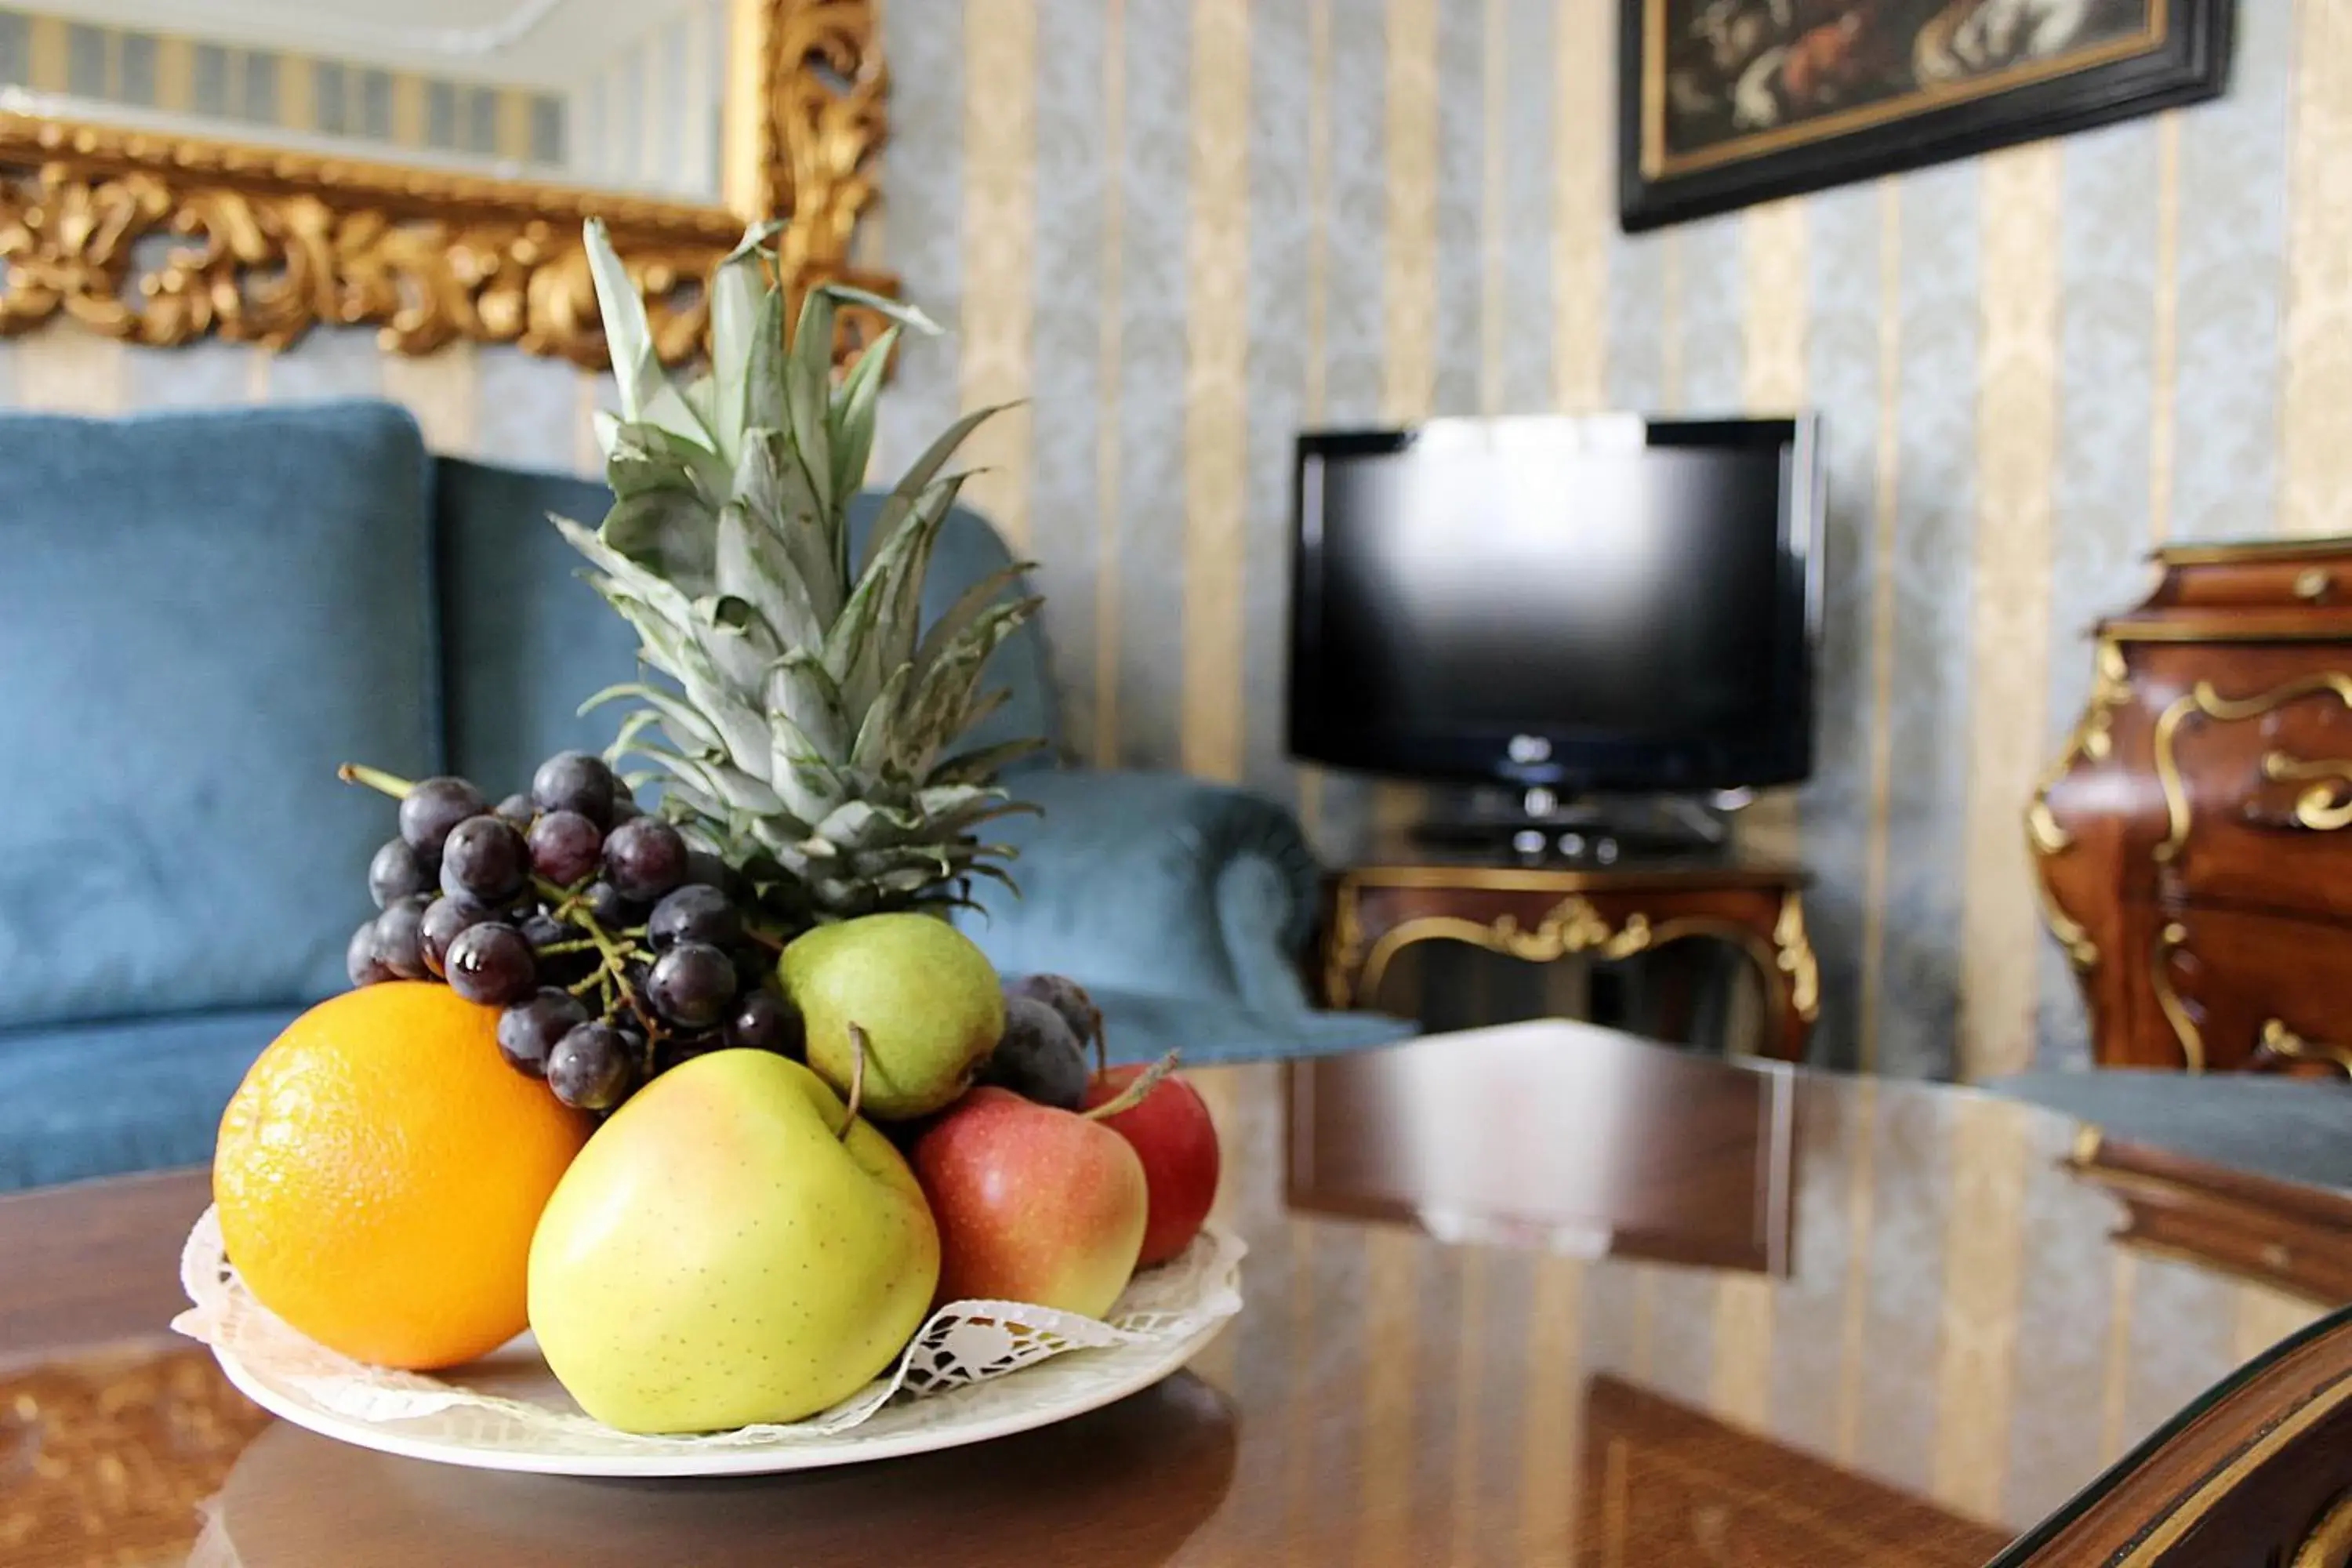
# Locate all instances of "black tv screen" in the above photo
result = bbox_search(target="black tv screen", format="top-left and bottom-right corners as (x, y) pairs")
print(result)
(1287, 416), (1821, 792)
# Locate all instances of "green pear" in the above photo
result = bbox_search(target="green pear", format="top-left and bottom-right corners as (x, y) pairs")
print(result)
(780, 913), (1006, 1120)
(527, 1050), (939, 1433)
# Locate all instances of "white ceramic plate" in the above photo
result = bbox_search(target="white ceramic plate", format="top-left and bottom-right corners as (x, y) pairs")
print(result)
(205, 1257), (1237, 1477)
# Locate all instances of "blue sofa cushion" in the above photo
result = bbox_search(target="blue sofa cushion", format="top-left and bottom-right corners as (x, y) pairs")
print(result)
(1089, 986), (1415, 1067)
(959, 770), (1322, 1005)
(435, 457), (644, 794)
(0, 1005), (302, 1189)
(0, 403), (437, 1027)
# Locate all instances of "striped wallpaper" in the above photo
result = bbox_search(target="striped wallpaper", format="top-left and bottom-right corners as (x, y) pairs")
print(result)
(4, 0), (2347, 1080)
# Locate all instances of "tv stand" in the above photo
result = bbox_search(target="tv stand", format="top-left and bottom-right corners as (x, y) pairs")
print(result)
(1319, 848), (1817, 1062)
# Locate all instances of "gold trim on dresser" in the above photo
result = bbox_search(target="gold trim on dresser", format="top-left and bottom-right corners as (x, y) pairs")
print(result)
(0, 1), (894, 368)
(2154, 674), (2352, 864)
(2263, 752), (2352, 832)
(2151, 920), (2206, 1073)
(2259, 1020), (2352, 1078)
(2027, 637), (2131, 970)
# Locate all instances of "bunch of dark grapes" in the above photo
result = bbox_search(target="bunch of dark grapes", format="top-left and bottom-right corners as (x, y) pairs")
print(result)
(343, 752), (799, 1113)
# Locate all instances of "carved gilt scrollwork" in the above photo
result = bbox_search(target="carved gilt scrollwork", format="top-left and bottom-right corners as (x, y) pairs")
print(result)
(1771, 892), (1821, 1024)
(1350, 892), (1814, 1036)
(0, 1), (894, 368)
(2028, 637), (2132, 971)
(2154, 673), (2352, 864)
(2151, 920), (2206, 1073)
(2263, 750), (2352, 832)
(2257, 1018), (2352, 1078)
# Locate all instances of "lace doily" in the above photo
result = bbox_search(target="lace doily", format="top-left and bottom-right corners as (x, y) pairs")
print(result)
(172, 1206), (1244, 1453)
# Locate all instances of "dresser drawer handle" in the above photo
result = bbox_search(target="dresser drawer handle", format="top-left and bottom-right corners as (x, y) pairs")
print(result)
(2295, 567), (2333, 603)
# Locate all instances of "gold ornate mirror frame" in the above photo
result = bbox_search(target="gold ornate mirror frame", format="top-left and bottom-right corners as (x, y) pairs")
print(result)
(0, 0), (890, 368)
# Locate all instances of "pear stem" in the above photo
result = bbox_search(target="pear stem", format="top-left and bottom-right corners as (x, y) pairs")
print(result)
(1083, 1050), (1181, 1121)
(836, 1022), (869, 1139)
(337, 762), (416, 800)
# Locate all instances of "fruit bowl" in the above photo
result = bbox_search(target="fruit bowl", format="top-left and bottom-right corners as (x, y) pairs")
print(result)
(174, 1207), (1245, 1477)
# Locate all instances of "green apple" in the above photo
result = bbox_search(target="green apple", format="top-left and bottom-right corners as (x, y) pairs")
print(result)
(527, 1050), (939, 1433)
(780, 913), (1006, 1120)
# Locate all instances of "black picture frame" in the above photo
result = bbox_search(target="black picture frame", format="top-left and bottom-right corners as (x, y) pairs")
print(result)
(1618, 0), (2234, 232)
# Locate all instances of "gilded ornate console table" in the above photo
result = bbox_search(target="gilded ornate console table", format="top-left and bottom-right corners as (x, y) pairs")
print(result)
(1319, 857), (1817, 1062)
(2033, 536), (2352, 1074)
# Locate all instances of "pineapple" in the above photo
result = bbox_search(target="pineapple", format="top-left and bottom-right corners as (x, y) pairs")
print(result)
(554, 220), (1043, 925)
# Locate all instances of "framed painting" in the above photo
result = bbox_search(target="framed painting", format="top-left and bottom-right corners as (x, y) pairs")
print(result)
(1619, 0), (2233, 230)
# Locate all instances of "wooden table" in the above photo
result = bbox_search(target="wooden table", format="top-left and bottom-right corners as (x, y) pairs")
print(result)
(3, 1022), (2346, 1565)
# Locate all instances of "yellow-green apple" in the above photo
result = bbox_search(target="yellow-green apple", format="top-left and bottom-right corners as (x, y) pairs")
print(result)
(780, 913), (1005, 1120)
(1083, 1066), (1221, 1266)
(527, 1050), (939, 1432)
(909, 1087), (1147, 1317)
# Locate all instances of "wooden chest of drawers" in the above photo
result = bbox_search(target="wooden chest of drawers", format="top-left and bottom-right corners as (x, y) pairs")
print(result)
(2033, 538), (2352, 1074)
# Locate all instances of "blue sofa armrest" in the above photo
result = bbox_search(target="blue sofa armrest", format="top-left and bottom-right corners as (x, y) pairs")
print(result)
(953, 769), (1323, 1012)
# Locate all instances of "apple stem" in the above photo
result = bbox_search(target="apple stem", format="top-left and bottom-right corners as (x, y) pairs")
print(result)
(836, 1022), (869, 1139)
(337, 761), (416, 800)
(1083, 1049), (1181, 1121)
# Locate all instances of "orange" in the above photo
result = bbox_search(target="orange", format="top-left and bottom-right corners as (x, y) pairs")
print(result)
(214, 982), (593, 1370)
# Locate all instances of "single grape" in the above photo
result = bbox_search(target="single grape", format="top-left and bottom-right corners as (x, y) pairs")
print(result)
(549, 1022), (635, 1110)
(976, 995), (1090, 1110)
(1004, 973), (1102, 1051)
(372, 895), (432, 980)
(528, 809), (604, 887)
(647, 884), (742, 951)
(721, 988), (800, 1054)
(418, 896), (488, 977)
(603, 817), (688, 902)
(347, 920), (392, 987)
(581, 880), (643, 930)
(497, 988), (588, 1078)
(444, 921), (537, 1007)
(648, 942), (736, 1029)
(441, 815), (528, 906)
(367, 838), (432, 909)
(494, 793), (536, 828)
(682, 848), (729, 890)
(532, 750), (618, 826)
(608, 793), (644, 824)
(397, 776), (488, 861)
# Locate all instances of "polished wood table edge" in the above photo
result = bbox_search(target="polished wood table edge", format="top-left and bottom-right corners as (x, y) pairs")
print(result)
(0, 1164), (212, 1360)
(1992, 1301), (2352, 1565)
(2065, 1129), (2352, 1307)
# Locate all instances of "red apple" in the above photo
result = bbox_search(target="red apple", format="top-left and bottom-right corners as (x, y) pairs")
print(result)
(909, 1087), (1148, 1318)
(1082, 1065), (1220, 1267)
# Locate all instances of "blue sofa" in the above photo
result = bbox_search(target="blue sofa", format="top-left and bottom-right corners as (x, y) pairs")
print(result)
(0, 400), (1405, 1192)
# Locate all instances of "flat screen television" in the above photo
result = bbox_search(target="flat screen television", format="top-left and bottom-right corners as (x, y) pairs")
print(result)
(1287, 414), (1822, 793)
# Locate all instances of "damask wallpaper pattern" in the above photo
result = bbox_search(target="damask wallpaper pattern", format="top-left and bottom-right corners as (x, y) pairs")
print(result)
(1, 0), (2343, 1080)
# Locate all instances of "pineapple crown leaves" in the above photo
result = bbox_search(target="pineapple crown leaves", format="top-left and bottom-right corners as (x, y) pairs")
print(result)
(560, 218), (1046, 921)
